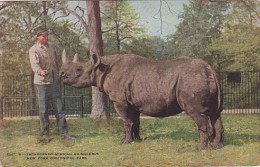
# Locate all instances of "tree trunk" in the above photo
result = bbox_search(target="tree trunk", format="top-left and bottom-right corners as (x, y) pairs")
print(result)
(0, 96), (3, 122)
(87, 0), (110, 120)
(0, 42), (3, 122)
(116, 22), (121, 53)
(115, 1), (121, 53)
(42, 1), (47, 26)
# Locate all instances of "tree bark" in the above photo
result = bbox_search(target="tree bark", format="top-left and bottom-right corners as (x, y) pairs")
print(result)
(42, 1), (48, 26)
(0, 96), (3, 122)
(87, 0), (110, 120)
(116, 22), (121, 53)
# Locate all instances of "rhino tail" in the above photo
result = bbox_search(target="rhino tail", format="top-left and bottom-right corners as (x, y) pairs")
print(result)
(212, 71), (223, 113)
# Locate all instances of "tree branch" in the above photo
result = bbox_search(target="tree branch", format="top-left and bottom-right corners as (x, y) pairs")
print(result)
(52, 31), (78, 53)
(102, 27), (117, 34)
(120, 36), (133, 41)
(56, 4), (89, 34)
(238, 0), (260, 19)
(0, 3), (7, 10)
(159, 0), (163, 34)
(53, 12), (70, 22)
(26, 6), (51, 33)
(162, 0), (179, 17)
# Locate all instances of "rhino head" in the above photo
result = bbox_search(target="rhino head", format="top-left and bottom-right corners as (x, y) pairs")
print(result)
(59, 49), (101, 88)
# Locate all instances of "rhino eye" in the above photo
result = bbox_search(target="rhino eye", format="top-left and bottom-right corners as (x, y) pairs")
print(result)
(60, 71), (68, 78)
(61, 72), (66, 77)
(75, 68), (82, 77)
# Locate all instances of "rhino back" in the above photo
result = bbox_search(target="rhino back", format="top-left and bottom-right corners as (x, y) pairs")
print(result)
(101, 55), (192, 116)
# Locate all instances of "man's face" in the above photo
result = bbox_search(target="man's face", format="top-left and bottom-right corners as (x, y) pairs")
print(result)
(37, 34), (48, 45)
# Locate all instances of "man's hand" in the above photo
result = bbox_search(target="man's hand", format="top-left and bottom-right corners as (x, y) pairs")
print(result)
(40, 70), (49, 76)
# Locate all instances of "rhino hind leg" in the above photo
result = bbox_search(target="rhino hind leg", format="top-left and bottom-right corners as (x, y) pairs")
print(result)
(187, 111), (213, 150)
(209, 113), (224, 149)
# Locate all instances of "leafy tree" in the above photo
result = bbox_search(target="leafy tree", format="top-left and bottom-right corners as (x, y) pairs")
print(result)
(51, 20), (89, 62)
(167, 0), (228, 59)
(209, 0), (260, 71)
(0, 2), (41, 75)
(123, 36), (169, 60)
(101, 0), (145, 54)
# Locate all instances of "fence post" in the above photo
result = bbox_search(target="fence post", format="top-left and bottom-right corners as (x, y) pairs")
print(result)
(0, 96), (3, 122)
(31, 73), (37, 115)
(81, 95), (84, 118)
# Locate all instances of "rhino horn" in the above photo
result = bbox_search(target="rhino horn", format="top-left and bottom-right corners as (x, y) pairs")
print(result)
(72, 53), (79, 63)
(62, 49), (69, 64)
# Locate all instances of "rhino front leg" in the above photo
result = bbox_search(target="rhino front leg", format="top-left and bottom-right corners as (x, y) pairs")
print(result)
(113, 103), (141, 143)
(123, 111), (141, 143)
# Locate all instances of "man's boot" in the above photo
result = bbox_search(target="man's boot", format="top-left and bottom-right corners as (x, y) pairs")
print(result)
(41, 134), (51, 143)
(60, 133), (75, 141)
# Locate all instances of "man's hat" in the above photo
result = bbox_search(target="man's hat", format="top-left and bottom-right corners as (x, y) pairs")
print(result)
(35, 26), (48, 35)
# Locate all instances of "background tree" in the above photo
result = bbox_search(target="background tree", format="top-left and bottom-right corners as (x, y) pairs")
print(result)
(101, 0), (144, 54)
(124, 35), (168, 60)
(209, 0), (260, 71)
(87, 0), (110, 119)
(0, 2), (42, 75)
(167, 0), (228, 60)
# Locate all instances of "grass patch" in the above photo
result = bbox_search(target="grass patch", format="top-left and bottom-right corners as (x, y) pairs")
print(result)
(0, 115), (259, 167)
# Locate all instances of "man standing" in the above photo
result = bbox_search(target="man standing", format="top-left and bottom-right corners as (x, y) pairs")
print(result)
(29, 27), (75, 142)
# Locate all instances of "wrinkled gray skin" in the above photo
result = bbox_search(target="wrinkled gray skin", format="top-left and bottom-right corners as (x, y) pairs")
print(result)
(60, 50), (224, 150)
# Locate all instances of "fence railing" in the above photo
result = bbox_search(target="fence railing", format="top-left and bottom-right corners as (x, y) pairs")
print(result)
(217, 71), (260, 114)
(0, 71), (259, 118)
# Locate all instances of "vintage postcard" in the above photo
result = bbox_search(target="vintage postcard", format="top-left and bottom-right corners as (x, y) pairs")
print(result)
(0, 0), (259, 166)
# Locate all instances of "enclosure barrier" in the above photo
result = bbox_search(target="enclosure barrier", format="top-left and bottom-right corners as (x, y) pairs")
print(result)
(0, 96), (3, 121)
(0, 71), (259, 119)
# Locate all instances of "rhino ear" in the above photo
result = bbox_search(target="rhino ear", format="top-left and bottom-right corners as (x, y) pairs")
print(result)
(72, 53), (79, 63)
(90, 54), (101, 68)
(62, 49), (69, 64)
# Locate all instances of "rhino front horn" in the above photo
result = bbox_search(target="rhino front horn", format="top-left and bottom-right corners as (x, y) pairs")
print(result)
(62, 49), (68, 64)
(72, 53), (79, 63)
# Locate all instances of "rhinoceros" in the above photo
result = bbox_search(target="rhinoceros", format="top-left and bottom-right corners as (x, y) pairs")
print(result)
(60, 50), (224, 150)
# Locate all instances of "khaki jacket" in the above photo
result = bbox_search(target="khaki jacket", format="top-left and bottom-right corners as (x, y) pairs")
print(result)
(29, 42), (60, 84)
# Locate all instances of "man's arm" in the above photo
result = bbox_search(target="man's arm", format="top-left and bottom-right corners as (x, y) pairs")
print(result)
(29, 47), (43, 75)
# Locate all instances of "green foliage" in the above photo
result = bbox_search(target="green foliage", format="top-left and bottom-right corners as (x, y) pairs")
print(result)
(50, 20), (89, 63)
(209, 1), (260, 71)
(167, 1), (228, 58)
(123, 36), (169, 60)
(101, 0), (145, 54)
(0, 2), (41, 75)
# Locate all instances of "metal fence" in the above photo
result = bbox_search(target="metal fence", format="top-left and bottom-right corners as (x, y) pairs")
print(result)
(0, 71), (259, 118)
(217, 71), (260, 114)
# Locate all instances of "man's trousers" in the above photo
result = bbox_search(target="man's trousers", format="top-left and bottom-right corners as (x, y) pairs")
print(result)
(35, 83), (68, 135)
